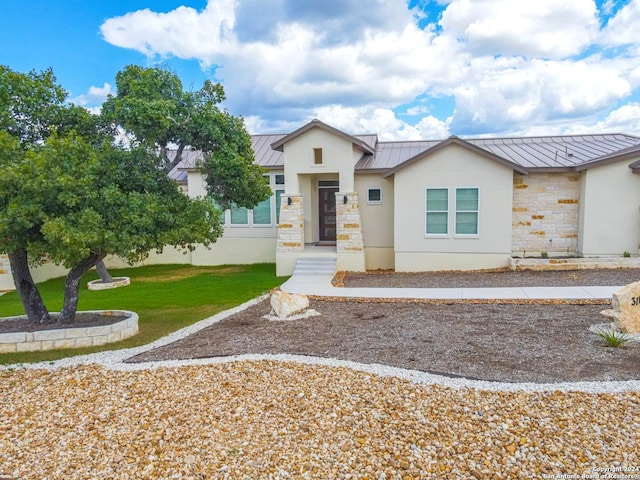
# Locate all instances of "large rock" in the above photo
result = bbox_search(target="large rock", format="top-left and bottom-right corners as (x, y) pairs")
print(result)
(270, 290), (310, 320)
(610, 281), (640, 334)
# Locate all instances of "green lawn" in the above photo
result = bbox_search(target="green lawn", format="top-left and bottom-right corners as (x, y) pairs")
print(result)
(0, 263), (284, 365)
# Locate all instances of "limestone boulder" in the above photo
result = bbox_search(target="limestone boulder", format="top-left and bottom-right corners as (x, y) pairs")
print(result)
(270, 290), (309, 320)
(610, 281), (640, 334)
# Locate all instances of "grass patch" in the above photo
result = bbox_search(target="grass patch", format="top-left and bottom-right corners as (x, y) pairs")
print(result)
(0, 263), (284, 365)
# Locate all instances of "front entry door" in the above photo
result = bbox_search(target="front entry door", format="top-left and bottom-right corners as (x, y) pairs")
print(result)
(319, 187), (338, 242)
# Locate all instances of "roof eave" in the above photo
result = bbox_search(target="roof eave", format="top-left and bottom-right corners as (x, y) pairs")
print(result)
(382, 137), (528, 178)
(575, 147), (640, 171)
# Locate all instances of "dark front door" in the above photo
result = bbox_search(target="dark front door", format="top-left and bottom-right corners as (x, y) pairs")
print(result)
(319, 187), (338, 242)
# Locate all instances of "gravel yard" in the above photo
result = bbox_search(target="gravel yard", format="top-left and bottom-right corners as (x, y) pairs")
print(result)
(1, 268), (639, 478)
(341, 268), (640, 288)
(1, 362), (638, 479)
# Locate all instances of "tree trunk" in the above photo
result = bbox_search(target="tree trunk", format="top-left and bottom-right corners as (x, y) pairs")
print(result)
(59, 253), (104, 324)
(95, 260), (114, 283)
(8, 249), (51, 323)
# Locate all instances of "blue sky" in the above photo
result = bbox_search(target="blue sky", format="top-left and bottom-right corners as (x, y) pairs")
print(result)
(3, 0), (640, 139)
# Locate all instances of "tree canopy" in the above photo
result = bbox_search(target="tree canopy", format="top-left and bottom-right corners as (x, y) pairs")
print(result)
(0, 64), (265, 324)
(102, 65), (271, 209)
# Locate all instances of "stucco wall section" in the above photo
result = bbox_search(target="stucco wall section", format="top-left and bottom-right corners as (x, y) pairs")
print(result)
(511, 172), (581, 256)
(394, 143), (513, 255)
(355, 174), (394, 249)
(579, 160), (640, 255)
(282, 128), (358, 192)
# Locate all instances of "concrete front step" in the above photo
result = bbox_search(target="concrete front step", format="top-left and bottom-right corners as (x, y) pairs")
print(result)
(293, 257), (337, 276)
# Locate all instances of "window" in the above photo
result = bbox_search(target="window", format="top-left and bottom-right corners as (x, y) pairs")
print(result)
(230, 205), (249, 225)
(367, 188), (382, 204)
(275, 174), (285, 185)
(210, 197), (227, 224)
(455, 188), (479, 235)
(313, 148), (323, 165)
(252, 197), (272, 225)
(275, 190), (284, 224)
(425, 188), (448, 235)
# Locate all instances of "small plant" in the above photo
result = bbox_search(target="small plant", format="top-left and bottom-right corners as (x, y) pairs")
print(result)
(541, 251), (548, 258)
(623, 251), (631, 258)
(597, 329), (629, 348)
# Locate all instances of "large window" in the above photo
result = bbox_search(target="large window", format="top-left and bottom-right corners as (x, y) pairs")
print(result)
(252, 197), (272, 225)
(224, 173), (284, 227)
(230, 205), (249, 225)
(455, 188), (479, 235)
(425, 188), (448, 235)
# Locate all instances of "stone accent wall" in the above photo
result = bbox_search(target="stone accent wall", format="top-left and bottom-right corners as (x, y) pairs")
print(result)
(512, 172), (581, 256)
(0, 254), (8, 275)
(336, 192), (364, 253)
(276, 193), (304, 253)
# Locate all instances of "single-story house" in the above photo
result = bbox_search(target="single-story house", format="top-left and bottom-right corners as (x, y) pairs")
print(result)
(174, 119), (640, 276)
(1, 118), (639, 287)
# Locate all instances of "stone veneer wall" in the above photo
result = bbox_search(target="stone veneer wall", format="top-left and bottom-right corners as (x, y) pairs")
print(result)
(276, 193), (304, 253)
(0, 254), (12, 291)
(512, 172), (581, 256)
(336, 192), (364, 253)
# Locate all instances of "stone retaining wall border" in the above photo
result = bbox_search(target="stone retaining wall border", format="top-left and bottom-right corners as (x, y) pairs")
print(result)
(0, 310), (138, 353)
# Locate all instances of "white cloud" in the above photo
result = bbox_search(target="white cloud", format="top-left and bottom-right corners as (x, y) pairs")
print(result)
(100, 2), (236, 66)
(439, 0), (599, 59)
(99, 0), (640, 138)
(563, 103), (640, 134)
(448, 57), (631, 133)
(70, 83), (113, 106)
(600, 0), (640, 47)
(312, 105), (451, 140)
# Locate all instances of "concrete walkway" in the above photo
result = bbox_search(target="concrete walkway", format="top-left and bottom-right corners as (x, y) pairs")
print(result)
(281, 274), (620, 300)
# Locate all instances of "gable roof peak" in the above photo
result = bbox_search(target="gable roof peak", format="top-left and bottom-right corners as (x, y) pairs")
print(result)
(270, 119), (375, 154)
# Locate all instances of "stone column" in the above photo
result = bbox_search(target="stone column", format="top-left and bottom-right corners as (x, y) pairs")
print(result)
(276, 194), (304, 276)
(336, 192), (366, 271)
(277, 194), (304, 253)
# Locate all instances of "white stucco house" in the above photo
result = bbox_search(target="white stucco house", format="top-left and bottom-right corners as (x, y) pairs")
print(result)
(1, 118), (640, 288)
(172, 119), (640, 276)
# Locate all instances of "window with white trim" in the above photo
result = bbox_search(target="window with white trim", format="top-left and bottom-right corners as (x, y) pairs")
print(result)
(252, 197), (271, 225)
(455, 188), (479, 235)
(367, 187), (382, 204)
(230, 205), (249, 225)
(425, 188), (448, 235)
(275, 190), (284, 224)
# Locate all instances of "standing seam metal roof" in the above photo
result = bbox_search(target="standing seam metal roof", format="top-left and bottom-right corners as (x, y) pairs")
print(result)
(169, 131), (640, 177)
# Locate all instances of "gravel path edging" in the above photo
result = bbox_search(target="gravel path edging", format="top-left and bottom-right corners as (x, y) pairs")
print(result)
(1, 294), (639, 394)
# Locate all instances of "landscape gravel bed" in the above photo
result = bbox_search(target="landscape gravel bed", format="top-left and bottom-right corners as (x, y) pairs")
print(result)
(1, 362), (638, 479)
(129, 298), (639, 383)
(341, 268), (640, 288)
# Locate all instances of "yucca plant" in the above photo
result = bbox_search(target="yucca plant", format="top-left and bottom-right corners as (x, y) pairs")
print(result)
(597, 329), (630, 348)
